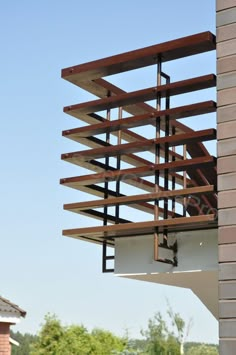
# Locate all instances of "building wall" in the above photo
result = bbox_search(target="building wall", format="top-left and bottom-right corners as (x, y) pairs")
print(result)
(217, 0), (236, 353)
(0, 323), (10, 355)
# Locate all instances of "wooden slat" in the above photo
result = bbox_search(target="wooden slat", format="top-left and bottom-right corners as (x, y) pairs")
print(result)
(65, 135), (181, 162)
(62, 101), (216, 139)
(70, 134), (184, 166)
(64, 185), (215, 212)
(60, 156), (216, 187)
(64, 75), (216, 117)
(63, 104), (216, 212)
(62, 129), (216, 162)
(61, 44), (217, 214)
(84, 78), (217, 208)
(63, 214), (217, 240)
(66, 80), (217, 211)
(65, 158), (190, 191)
(69, 185), (185, 216)
(62, 31), (215, 84)
(62, 105), (211, 191)
(75, 134), (183, 161)
(62, 155), (189, 192)
(62, 136), (191, 188)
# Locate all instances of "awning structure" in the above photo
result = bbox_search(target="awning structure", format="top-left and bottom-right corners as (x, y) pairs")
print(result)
(61, 31), (217, 271)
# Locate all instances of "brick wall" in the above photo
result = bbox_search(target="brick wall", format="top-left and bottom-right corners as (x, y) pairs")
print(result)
(217, 0), (236, 353)
(0, 323), (10, 355)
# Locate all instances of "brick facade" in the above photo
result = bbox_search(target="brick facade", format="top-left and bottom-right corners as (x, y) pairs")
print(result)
(0, 323), (10, 355)
(217, 0), (236, 353)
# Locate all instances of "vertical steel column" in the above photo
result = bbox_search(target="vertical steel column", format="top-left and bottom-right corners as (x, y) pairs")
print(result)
(154, 57), (162, 261)
(102, 91), (111, 273)
(172, 126), (176, 215)
(163, 73), (170, 245)
(183, 144), (187, 217)
(115, 107), (122, 224)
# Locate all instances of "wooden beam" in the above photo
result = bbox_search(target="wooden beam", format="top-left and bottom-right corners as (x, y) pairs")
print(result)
(60, 156), (216, 187)
(64, 75), (216, 117)
(62, 31), (215, 84)
(67, 184), (187, 216)
(62, 129), (216, 162)
(64, 185), (215, 212)
(63, 214), (217, 240)
(80, 79), (217, 208)
(62, 101), (216, 139)
(62, 136), (191, 188)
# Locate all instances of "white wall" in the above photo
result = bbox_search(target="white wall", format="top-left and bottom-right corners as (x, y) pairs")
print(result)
(115, 229), (218, 318)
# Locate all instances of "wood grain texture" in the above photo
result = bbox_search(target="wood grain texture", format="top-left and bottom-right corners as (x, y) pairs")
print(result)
(62, 101), (216, 139)
(64, 185), (215, 212)
(62, 32), (215, 82)
(62, 129), (216, 161)
(64, 75), (216, 116)
(60, 156), (216, 187)
(63, 214), (217, 242)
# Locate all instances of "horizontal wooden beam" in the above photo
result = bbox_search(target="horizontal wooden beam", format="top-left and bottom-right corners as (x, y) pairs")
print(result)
(60, 156), (216, 187)
(66, 133), (184, 165)
(62, 129), (216, 162)
(64, 75), (216, 117)
(62, 136), (191, 188)
(62, 31), (215, 83)
(68, 184), (190, 216)
(64, 185), (215, 212)
(62, 101), (216, 139)
(63, 78), (216, 212)
(63, 214), (217, 241)
(64, 135), (182, 162)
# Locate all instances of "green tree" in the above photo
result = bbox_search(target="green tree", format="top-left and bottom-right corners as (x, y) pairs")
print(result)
(11, 331), (37, 355)
(186, 344), (219, 355)
(141, 311), (180, 354)
(91, 328), (126, 354)
(30, 314), (64, 355)
(30, 314), (127, 355)
(56, 325), (94, 355)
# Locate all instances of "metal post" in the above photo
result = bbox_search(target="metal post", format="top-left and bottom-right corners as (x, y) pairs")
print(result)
(154, 57), (161, 261)
(115, 107), (122, 224)
(172, 126), (176, 215)
(163, 73), (170, 246)
(102, 91), (111, 273)
(183, 144), (187, 217)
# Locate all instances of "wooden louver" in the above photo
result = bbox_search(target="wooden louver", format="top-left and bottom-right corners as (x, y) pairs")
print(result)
(61, 31), (217, 271)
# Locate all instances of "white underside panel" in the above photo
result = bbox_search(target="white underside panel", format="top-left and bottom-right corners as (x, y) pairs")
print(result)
(115, 229), (218, 318)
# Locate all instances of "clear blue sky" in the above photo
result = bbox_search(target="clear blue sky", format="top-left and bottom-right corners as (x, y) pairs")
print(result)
(0, 0), (218, 344)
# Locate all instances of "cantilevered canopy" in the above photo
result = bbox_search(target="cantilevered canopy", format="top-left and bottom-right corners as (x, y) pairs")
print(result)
(61, 31), (217, 268)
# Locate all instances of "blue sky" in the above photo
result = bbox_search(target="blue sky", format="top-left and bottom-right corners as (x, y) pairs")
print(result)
(0, 0), (218, 344)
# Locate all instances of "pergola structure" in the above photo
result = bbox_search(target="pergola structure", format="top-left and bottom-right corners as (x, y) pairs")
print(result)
(61, 2), (236, 351)
(61, 31), (217, 271)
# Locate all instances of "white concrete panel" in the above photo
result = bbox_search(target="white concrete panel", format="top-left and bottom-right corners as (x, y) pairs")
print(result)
(114, 229), (218, 318)
(115, 229), (218, 275)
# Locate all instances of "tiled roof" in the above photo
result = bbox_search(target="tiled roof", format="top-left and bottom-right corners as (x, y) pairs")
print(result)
(0, 296), (26, 317)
